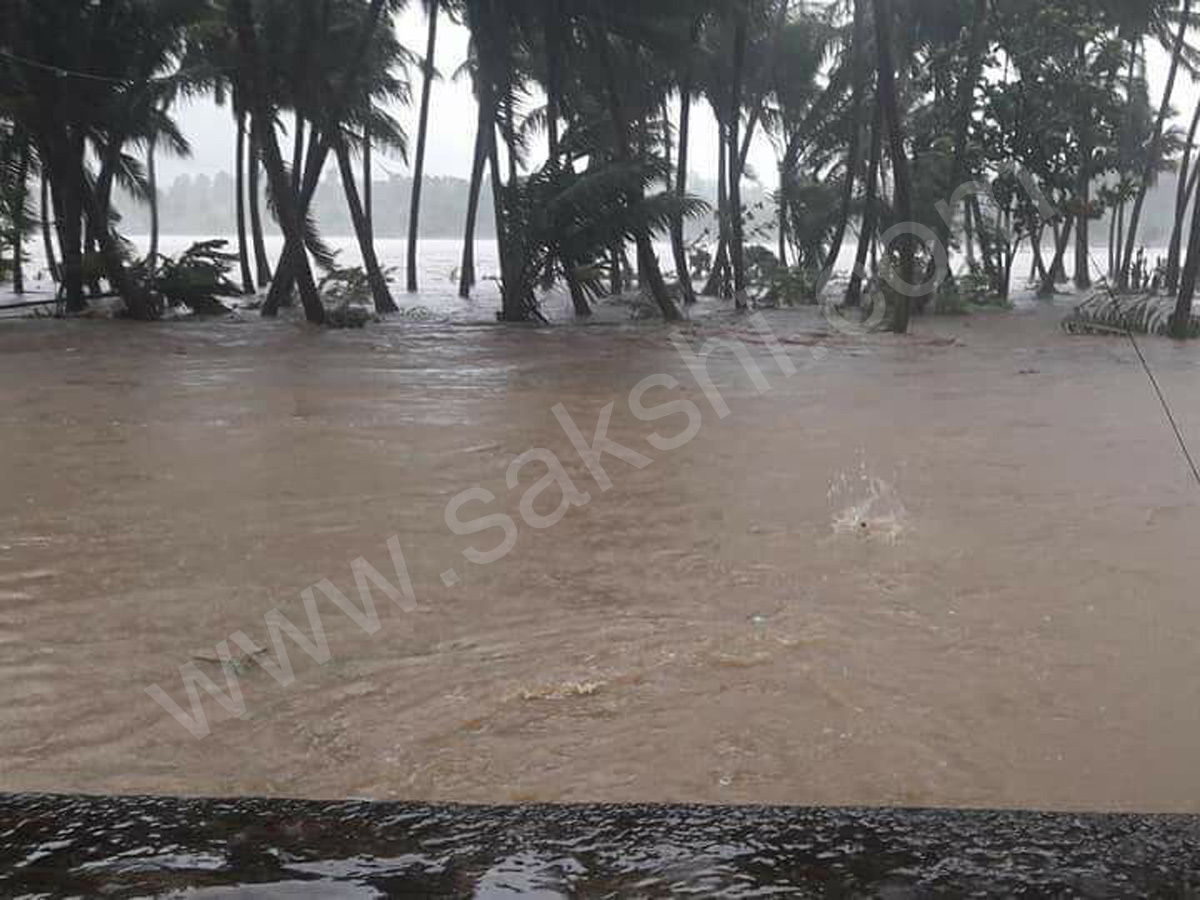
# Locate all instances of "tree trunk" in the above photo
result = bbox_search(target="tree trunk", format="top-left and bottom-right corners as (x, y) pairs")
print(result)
(728, 10), (747, 303)
(1074, 45), (1093, 289)
(847, 100), (884, 307)
(258, 0), (389, 317)
(147, 132), (160, 268)
(1123, 1), (1191, 290)
(872, 0), (914, 333)
(459, 106), (487, 299)
(546, 0), (590, 316)
(81, 177), (157, 319)
(934, 0), (988, 273)
(490, 122), (522, 321)
(11, 143), (29, 294)
(248, 117), (272, 285)
(40, 173), (59, 283)
(671, 17), (700, 306)
(1039, 215), (1074, 297)
(50, 136), (86, 312)
(231, 0), (325, 324)
(292, 115), (305, 194)
(335, 137), (397, 313)
(1174, 184), (1200, 337)
(589, 20), (680, 321)
(1167, 97), (1200, 294)
(363, 126), (373, 244)
(778, 160), (789, 269)
(704, 116), (730, 297)
(408, 0), (439, 293)
(825, 0), (871, 276)
(235, 107), (255, 293)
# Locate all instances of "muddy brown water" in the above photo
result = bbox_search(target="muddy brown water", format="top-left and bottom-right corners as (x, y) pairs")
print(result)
(1, 304), (1198, 813)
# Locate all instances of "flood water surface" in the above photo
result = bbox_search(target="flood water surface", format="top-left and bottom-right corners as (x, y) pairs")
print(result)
(1, 305), (1199, 812)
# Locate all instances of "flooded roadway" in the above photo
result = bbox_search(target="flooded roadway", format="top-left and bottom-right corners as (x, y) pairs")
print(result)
(1, 303), (1199, 812)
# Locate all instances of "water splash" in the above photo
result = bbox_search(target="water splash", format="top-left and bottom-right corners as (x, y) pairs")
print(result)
(828, 456), (909, 543)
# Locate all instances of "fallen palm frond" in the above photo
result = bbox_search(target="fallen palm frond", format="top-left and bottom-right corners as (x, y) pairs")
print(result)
(1062, 293), (1200, 338)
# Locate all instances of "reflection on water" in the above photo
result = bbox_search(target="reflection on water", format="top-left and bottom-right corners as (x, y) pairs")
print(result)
(3, 793), (1200, 896)
(1, 303), (1199, 816)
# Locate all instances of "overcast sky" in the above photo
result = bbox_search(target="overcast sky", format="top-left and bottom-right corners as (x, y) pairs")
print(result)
(160, 8), (1200, 194)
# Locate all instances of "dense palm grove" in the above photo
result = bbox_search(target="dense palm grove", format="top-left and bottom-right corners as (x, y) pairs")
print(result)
(1, 0), (1200, 335)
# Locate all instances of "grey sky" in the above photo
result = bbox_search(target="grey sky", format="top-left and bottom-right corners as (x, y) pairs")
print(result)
(160, 8), (1199, 194)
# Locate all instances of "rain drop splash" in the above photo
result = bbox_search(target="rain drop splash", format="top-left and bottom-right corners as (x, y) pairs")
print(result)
(828, 456), (909, 543)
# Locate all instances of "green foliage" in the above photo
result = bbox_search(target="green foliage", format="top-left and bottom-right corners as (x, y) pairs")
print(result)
(762, 265), (823, 307)
(135, 240), (243, 315)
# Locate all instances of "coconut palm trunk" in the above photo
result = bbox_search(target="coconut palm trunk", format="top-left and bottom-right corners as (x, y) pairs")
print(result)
(335, 138), (397, 313)
(588, 20), (681, 321)
(547, 0), (591, 316)
(934, 0), (988, 280)
(231, 0), (325, 324)
(80, 177), (157, 319)
(1166, 97), (1200, 294)
(873, 0), (914, 333)
(1040, 215), (1075, 298)
(1121, 0), (1191, 290)
(363, 126), (373, 244)
(672, 24), (699, 306)
(234, 106), (255, 293)
(704, 117), (731, 297)
(846, 100), (883, 307)
(40, 173), (59, 283)
(248, 119), (272, 285)
(728, 10), (747, 304)
(824, 0), (871, 277)
(49, 135), (87, 312)
(147, 132), (160, 268)
(258, 0), (389, 319)
(459, 113), (487, 299)
(408, 0), (439, 293)
(1174, 191), (1200, 337)
(10, 142), (29, 294)
(292, 115), (305, 194)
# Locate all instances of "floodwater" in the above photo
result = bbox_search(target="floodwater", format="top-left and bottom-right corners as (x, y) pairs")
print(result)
(1, 294), (1199, 814)
(6, 794), (1200, 896)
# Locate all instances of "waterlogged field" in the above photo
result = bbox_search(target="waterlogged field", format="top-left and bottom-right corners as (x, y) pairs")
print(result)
(1, 300), (1199, 811)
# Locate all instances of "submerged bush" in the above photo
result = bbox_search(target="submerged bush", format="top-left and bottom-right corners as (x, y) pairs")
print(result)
(134, 240), (243, 315)
(762, 265), (822, 307)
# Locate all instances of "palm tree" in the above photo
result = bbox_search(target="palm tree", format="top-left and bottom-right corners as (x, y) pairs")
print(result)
(230, 0), (330, 323)
(583, 16), (681, 321)
(670, 14), (704, 306)
(2, 0), (197, 318)
(873, 0), (914, 333)
(40, 172), (59, 283)
(1119, 0), (1194, 289)
(407, 0), (440, 293)
(254, 0), (403, 320)
(1166, 94), (1200, 294)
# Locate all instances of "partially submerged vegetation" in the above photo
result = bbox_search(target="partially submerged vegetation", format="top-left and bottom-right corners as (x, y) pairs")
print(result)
(1, 0), (1200, 336)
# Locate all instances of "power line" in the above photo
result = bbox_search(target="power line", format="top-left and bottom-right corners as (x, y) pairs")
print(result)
(1082, 249), (1200, 491)
(0, 48), (230, 86)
